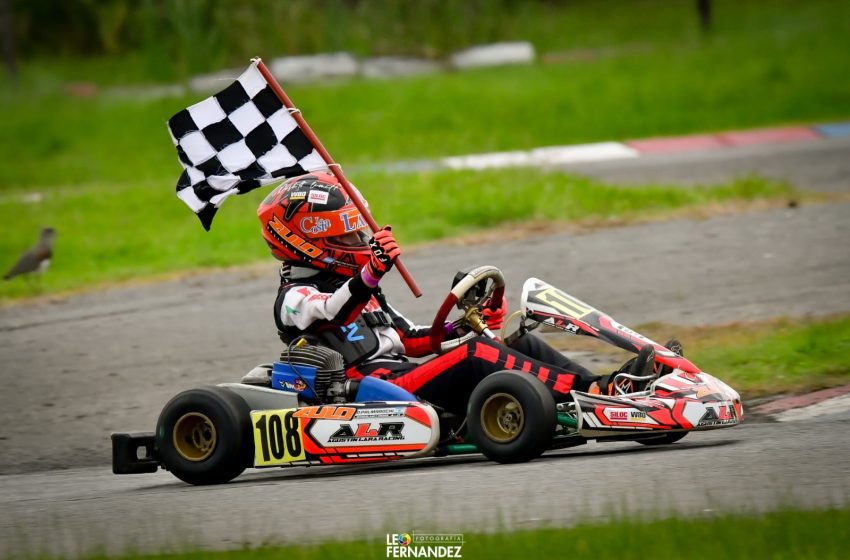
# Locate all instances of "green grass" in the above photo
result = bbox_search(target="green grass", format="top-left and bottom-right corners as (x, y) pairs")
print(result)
(24, 507), (850, 560)
(688, 315), (850, 397)
(1, 0), (849, 189)
(0, 169), (795, 301)
(552, 314), (850, 398)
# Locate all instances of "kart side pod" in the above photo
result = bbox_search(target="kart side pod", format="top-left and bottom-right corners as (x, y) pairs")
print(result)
(249, 400), (440, 468)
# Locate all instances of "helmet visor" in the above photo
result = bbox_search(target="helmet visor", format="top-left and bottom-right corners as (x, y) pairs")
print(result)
(326, 230), (370, 249)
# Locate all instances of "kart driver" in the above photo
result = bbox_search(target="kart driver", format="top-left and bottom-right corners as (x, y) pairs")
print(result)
(258, 172), (657, 414)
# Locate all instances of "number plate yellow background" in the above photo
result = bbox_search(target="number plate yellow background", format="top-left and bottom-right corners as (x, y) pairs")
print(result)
(251, 409), (306, 467)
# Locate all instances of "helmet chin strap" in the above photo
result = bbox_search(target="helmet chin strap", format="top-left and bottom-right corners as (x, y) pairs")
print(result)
(281, 263), (322, 280)
(281, 263), (350, 288)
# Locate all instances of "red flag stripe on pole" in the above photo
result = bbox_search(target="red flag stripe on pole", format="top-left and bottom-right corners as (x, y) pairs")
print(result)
(254, 58), (422, 298)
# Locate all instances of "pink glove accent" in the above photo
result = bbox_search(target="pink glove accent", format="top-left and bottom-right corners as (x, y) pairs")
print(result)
(360, 265), (381, 288)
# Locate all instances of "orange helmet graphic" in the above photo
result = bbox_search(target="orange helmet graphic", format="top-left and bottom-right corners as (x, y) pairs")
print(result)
(257, 172), (371, 276)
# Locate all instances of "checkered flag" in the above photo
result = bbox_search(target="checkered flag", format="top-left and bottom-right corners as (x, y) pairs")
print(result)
(168, 61), (327, 230)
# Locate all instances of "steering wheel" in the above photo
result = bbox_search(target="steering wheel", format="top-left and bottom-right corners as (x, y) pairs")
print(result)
(429, 266), (506, 354)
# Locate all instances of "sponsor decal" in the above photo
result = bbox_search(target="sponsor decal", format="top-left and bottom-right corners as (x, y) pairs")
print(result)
(283, 178), (321, 196)
(697, 403), (737, 427)
(293, 405), (356, 421)
(300, 216), (331, 235)
(340, 210), (366, 232)
(309, 413), (433, 449)
(308, 189), (330, 204)
(280, 378), (307, 392)
(329, 422), (404, 442)
(608, 409), (629, 421)
(560, 321), (581, 334)
(268, 215), (323, 258)
(289, 191), (307, 200)
(629, 410), (649, 421)
(355, 407), (407, 418)
(385, 532), (464, 558)
(604, 407), (652, 423)
(323, 251), (361, 271)
(606, 317), (657, 346)
(342, 321), (365, 342)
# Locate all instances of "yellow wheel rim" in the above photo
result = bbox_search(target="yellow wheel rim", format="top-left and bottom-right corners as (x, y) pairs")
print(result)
(173, 412), (217, 462)
(480, 393), (524, 443)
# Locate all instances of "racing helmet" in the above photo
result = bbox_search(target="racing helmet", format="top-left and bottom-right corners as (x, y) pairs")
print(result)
(257, 172), (371, 277)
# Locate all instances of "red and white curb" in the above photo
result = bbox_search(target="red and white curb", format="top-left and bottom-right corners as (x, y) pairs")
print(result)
(751, 384), (850, 422)
(433, 121), (850, 171)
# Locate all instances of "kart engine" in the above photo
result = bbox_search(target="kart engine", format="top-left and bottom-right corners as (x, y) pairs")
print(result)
(279, 345), (347, 403)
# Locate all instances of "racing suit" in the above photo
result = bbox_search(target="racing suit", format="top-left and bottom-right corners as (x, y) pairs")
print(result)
(274, 265), (602, 414)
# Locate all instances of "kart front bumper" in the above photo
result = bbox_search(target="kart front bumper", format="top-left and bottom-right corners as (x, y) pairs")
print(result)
(112, 432), (159, 474)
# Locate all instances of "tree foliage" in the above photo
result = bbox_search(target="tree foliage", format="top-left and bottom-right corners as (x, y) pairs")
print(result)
(11, 0), (536, 77)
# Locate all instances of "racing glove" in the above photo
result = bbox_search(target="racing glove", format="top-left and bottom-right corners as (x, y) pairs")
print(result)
(361, 226), (400, 288)
(482, 296), (507, 332)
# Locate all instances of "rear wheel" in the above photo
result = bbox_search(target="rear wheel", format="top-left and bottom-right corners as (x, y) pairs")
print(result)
(156, 386), (253, 485)
(467, 371), (556, 463)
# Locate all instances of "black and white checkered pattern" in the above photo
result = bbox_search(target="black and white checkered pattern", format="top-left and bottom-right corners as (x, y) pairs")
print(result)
(168, 62), (327, 230)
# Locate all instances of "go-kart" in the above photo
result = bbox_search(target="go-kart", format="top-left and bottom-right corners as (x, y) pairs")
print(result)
(112, 266), (743, 485)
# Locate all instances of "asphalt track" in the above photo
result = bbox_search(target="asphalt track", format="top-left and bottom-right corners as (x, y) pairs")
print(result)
(564, 135), (850, 193)
(1, 137), (849, 557)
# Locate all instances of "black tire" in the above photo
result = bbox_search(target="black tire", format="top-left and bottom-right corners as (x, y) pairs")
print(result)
(467, 371), (556, 464)
(636, 432), (688, 446)
(156, 386), (253, 485)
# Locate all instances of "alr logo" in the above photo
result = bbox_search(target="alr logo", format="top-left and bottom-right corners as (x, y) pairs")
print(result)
(330, 422), (404, 439)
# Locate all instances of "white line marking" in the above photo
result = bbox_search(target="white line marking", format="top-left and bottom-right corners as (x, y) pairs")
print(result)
(774, 394), (850, 422)
(441, 142), (638, 170)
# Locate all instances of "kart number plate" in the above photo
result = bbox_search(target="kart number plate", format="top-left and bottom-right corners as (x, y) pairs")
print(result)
(251, 409), (306, 466)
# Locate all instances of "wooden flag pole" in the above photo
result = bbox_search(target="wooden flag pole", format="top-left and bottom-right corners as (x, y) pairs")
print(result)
(254, 58), (422, 298)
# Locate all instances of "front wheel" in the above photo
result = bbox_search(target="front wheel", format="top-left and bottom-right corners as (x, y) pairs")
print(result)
(467, 371), (556, 463)
(156, 386), (253, 485)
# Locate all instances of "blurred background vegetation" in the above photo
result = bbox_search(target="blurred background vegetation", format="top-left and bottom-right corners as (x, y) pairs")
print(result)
(7, 0), (658, 81)
(0, 0), (848, 300)
(7, 0), (840, 85)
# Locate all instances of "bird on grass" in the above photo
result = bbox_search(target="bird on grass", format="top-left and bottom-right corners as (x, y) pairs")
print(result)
(4, 227), (57, 281)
